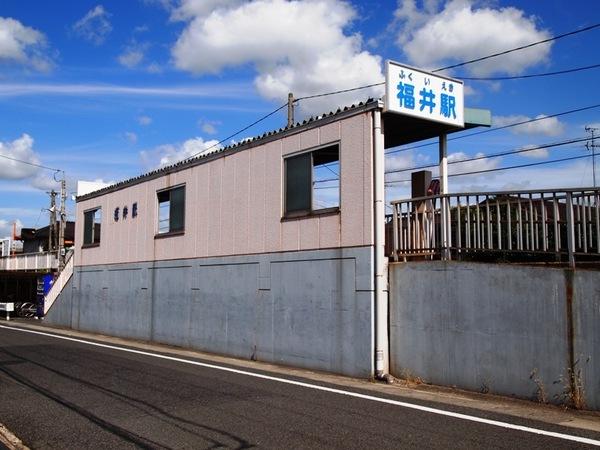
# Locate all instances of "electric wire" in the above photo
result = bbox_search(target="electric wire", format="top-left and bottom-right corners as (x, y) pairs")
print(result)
(384, 152), (594, 185)
(385, 136), (589, 175)
(385, 103), (600, 155)
(458, 63), (600, 80)
(432, 23), (600, 73)
(0, 153), (60, 172)
(297, 62), (600, 103)
(293, 23), (600, 103)
(295, 83), (384, 101)
(184, 102), (288, 161)
(181, 23), (600, 165)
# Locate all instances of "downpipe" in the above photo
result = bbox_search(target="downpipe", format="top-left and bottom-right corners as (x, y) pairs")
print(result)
(373, 108), (390, 381)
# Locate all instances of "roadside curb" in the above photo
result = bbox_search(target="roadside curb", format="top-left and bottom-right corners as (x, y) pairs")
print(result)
(0, 424), (28, 450)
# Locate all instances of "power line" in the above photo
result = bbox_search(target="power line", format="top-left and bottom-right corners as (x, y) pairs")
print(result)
(385, 103), (600, 155)
(184, 102), (288, 161)
(296, 83), (384, 102)
(293, 23), (600, 103)
(385, 152), (594, 185)
(385, 136), (589, 175)
(298, 62), (600, 103)
(458, 63), (600, 81)
(0, 153), (60, 172)
(432, 23), (600, 73)
(179, 23), (600, 165)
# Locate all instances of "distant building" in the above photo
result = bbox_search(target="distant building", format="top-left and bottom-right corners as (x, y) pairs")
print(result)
(19, 222), (75, 254)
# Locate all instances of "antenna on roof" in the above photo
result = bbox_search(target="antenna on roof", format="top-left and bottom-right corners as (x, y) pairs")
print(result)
(287, 92), (295, 128)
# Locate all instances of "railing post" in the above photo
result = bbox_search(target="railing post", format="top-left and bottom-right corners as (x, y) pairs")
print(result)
(392, 204), (399, 262)
(566, 192), (576, 267)
(441, 195), (450, 260)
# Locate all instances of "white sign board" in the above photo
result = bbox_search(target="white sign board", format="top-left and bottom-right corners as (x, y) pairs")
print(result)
(0, 303), (14, 312)
(385, 60), (464, 127)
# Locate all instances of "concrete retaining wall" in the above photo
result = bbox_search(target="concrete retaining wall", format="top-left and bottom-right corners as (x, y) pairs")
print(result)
(390, 261), (600, 410)
(46, 246), (374, 378)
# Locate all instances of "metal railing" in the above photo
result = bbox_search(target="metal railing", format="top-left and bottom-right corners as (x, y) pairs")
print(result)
(44, 249), (74, 315)
(390, 187), (600, 266)
(0, 251), (59, 271)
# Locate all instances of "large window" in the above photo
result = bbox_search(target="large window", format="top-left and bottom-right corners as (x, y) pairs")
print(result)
(157, 185), (185, 234)
(83, 208), (101, 246)
(284, 144), (340, 217)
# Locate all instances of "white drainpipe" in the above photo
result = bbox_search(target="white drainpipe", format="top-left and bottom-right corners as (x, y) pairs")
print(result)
(373, 108), (389, 379)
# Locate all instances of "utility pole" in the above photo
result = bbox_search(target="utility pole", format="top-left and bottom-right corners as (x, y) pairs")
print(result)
(586, 126), (598, 189)
(287, 92), (295, 128)
(58, 175), (66, 270)
(48, 190), (57, 252)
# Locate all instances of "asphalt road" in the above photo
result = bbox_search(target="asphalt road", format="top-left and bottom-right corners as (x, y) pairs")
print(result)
(0, 324), (598, 450)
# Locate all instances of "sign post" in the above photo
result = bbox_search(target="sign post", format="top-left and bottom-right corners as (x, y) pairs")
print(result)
(385, 60), (465, 261)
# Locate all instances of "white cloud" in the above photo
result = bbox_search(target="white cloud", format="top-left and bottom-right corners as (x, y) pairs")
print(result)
(0, 219), (22, 240)
(0, 82), (247, 97)
(118, 49), (144, 67)
(198, 119), (220, 135)
(140, 137), (222, 169)
(385, 152), (416, 173)
(493, 114), (565, 136)
(516, 144), (549, 159)
(118, 48), (143, 68)
(385, 157), (597, 200)
(170, 0), (244, 21)
(138, 115), (152, 126)
(146, 62), (162, 73)
(394, 0), (552, 76)
(0, 134), (41, 179)
(125, 131), (138, 144)
(171, 0), (384, 115)
(0, 208), (41, 218)
(0, 17), (53, 71)
(72, 5), (112, 45)
(30, 172), (60, 191)
(447, 151), (501, 176)
(142, 0), (176, 11)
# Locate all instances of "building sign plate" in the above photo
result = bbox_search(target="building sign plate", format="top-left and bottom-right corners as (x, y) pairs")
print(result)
(385, 60), (464, 127)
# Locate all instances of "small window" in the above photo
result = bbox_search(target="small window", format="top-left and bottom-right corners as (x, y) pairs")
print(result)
(132, 202), (138, 218)
(157, 185), (185, 234)
(83, 208), (102, 246)
(284, 144), (339, 217)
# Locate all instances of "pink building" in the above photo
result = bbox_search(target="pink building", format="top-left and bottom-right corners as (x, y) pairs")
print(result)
(46, 99), (489, 377)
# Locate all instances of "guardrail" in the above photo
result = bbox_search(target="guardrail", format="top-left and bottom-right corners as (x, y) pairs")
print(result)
(0, 251), (59, 271)
(43, 249), (74, 315)
(390, 187), (600, 266)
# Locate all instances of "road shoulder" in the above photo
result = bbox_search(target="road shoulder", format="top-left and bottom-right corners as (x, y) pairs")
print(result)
(3, 319), (599, 436)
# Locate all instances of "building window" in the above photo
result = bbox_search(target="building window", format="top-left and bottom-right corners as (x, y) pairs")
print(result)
(83, 208), (101, 246)
(157, 185), (185, 234)
(284, 144), (340, 217)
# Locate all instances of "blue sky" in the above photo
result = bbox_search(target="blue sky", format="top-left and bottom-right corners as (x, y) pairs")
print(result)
(0, 0), (599, 237)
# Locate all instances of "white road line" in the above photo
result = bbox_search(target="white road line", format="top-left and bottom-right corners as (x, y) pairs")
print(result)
(2, 324), (599, 447)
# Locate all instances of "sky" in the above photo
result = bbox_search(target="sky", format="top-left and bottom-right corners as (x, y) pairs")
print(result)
(0, 0), (599, 238)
